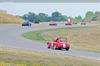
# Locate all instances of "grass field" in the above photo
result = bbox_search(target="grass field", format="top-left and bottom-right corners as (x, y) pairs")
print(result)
(23, 25), (100, 52)
(0, 48), (100, 66)
(0, 12), (23, 24)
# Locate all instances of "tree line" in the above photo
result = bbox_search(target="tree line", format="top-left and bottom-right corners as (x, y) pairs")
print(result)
(18, 11), (100, 23)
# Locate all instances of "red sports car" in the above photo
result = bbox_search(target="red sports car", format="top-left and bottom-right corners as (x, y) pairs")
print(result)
(49, 22), (57, 26)
(47, 38), (70, 51)
(65, 22), (72, 26)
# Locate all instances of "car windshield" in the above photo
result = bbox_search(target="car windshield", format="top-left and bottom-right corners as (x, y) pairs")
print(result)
(60, 38), (65, 42)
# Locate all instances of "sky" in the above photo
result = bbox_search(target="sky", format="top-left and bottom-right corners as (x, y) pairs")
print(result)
(0, 3), (100, 18)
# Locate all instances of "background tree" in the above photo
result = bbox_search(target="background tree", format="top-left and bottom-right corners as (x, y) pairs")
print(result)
(22, 14), (28, 20)
(21, 11), (100, 23)
(84, 11), (94, 22)
(22, 12), (36, 22)
(60, 15), (67, 21)
(27, 12), (36, 22)
(73, 16), (82, 23)
(93, 11), (100, 21)
(37, 13), (49, 22)
(51, 11), (67, 21)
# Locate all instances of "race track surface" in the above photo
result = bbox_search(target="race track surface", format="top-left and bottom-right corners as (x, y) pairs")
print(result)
(0, 24), (100, 60)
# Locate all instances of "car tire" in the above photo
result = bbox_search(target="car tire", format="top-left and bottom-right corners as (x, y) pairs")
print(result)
(48, 46), (50, 49)
(66, 48), (69, 51)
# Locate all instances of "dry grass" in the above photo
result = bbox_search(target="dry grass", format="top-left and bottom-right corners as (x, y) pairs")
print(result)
(0, 48), (100, 66)
(0, 12), (23, 24)
(41, 25), (100, 52)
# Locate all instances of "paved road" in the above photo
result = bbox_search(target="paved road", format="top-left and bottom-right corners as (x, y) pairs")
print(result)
(0, 24), (100, 60)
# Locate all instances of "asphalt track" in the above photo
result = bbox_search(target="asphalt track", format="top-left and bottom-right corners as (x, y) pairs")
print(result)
(0, 24), (100, 60)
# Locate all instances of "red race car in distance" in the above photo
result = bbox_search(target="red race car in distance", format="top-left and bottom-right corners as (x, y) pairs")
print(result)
(65, 22), (72, 26)
(49, 22), (57, 26)
(47, 38), (70, 51)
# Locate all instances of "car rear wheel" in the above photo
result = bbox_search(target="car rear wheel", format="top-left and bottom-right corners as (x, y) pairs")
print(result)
(48, 46), (50, 49)
(66, 48), (69, 51)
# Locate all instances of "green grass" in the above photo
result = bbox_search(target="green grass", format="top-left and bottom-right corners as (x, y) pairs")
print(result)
(23, 25), (100, 52)
(23, 26), (89, 42)
(23, 30), (45, 42)
(0, 48), (100, 66)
